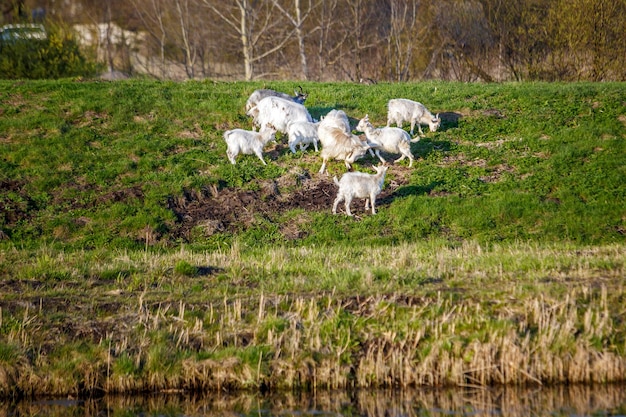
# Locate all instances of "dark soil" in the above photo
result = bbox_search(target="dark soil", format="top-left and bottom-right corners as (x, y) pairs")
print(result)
(167, 166), (410, 241)
(167, 175), (336, 240)
(0, 179), (35, 225)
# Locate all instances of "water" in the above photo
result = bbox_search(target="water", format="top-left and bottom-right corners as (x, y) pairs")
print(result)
(3, 384), (626, 416)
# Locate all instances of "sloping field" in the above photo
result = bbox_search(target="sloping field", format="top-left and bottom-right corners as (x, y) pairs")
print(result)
(0, 80), (625, 397)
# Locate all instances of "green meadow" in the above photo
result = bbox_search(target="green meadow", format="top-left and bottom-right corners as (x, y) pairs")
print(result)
(0, 80), (625, 397)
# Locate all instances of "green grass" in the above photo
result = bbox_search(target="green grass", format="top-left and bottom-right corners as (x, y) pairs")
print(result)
(1, 80), (624, 249)
(0, 79), (625, 397)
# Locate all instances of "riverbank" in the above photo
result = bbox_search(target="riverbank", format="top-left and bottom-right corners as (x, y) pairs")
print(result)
(1, 242), (625, 397)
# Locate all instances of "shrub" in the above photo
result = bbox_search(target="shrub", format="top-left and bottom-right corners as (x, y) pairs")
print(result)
(0, 27), (98, 79)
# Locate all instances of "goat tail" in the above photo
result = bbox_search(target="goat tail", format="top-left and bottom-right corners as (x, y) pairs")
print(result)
(333, 176), (340, 187)
(410, 136), (421, 143)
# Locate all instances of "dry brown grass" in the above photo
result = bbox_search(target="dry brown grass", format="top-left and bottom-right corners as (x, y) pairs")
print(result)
(0, 242), (625, 397)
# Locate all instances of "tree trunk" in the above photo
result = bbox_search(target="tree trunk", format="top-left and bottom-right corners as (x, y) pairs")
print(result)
(175, 0), (195, 78)
(295, 0), (309, 80)
(238, 0), (253, 80)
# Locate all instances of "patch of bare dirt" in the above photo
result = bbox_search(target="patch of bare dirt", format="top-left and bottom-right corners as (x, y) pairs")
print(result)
(167, 174), (337, 240)
(0, 179), (35, 226)
(167, 165), (411, 241)
(74, 110), (110, 128)
(436, 154), (515, 183)
(95, 186), (144, 205)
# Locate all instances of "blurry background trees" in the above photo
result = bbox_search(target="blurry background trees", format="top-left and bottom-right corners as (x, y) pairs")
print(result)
(1, 0), (625, 81)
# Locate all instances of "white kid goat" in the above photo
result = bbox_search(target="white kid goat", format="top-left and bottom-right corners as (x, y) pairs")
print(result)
(287, 120), (320, 153)
(387, 98), (441, 136)
(245, 86), (307, 113)
(248, 96), (313, 134)
(317, 109), (372, 174)
(356, 114), (418, 167)
(332, 164), (388, 216)
(223, 126), (276, 165)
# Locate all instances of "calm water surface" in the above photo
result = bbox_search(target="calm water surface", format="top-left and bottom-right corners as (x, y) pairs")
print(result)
(3, 384), (626, 416)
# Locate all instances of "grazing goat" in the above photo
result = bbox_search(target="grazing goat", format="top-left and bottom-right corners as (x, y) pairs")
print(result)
(332, 165), (388, 216)
(356, 114), (418, 167)
(318, 109), (352, 133)
(245, 86), (307, 113)
(317, 109), (373, 174)
(387, 98), (441, 136)
(248, 96), (313, 134)
(223, 126), (276, 165)
(287, 120), (320, 153)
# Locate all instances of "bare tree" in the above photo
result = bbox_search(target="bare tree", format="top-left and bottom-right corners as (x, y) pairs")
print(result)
(269, 0), (321, 80)
(202, 0), (295, 80)
(387, 0), (427, 81)
(29, 0), (626, 81)
(201, 0), (252, 79)
(349, 0), (372, 81)
(74, 0), (132, 74)
(131, 0), (169, 78)
(323, 0), (379, 81)
(586, 0), (626, 81)
(430, 0), (494, 81)
(131, 0), (205, 79)
(310, 0), (343, 80)
(479, 0), (551, 81)
(547, 0), (626, 81)
(173, 0), (197, 78)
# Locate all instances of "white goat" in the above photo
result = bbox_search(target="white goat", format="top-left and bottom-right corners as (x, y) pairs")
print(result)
(248, 96), (313, 134)
(245, 86), (307, 113)
(223, 126), (276, 165)
(287, 120), (320, 153)
(319, 109), (352, 133)
(317, 109), (373, 174)
(387, 98), (441, 136)
(332, 165), (388, 216)
(356, 114), (418, 167)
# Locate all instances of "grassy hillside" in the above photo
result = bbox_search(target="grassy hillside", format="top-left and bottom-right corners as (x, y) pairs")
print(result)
(0, 80), (625, 397)
(1, 80), (624, 250)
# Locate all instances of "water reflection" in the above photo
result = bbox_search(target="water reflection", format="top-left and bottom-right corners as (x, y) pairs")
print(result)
(3, 384), (626, 416)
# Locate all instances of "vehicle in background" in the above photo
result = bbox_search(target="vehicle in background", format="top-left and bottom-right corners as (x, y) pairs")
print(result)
(0, 24), (47, 43)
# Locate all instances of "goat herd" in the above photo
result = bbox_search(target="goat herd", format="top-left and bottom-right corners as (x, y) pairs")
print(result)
(223, 87), (442, 216)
